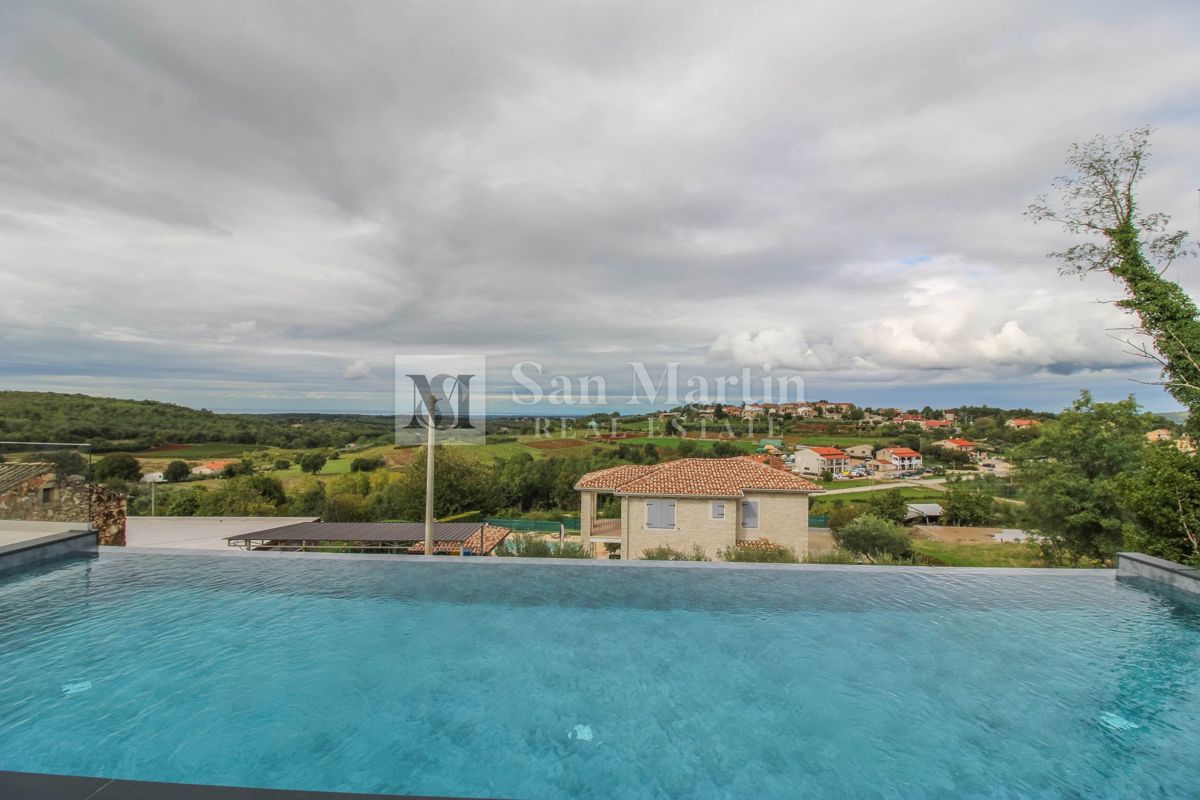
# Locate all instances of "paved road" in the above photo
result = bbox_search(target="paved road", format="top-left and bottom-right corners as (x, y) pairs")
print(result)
(820, 478), (947, 495)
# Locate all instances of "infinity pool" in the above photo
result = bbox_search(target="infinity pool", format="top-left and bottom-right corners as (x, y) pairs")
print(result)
(1, 551), (1198, 799)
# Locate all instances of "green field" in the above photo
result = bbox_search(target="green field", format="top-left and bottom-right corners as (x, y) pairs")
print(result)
(812, 486), (944, 510)
(911, 539), (1051, 568)
(135, 443), (269, 460)
(640, 437), (757, 453)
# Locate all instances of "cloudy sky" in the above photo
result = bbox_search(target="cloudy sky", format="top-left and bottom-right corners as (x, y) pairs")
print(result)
(1, 1), (1198, 415)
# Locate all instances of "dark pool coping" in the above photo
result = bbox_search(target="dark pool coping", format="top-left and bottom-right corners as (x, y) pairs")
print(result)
(1116, 552), (1200, 596)
(101, 544), (1114, 577)
(0, 770), (488, 800)
(0, 529), (95, 577)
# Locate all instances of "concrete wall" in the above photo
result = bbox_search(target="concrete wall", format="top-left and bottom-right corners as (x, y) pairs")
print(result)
(793, 449), (821, 475)
(623, 492), (810, 560)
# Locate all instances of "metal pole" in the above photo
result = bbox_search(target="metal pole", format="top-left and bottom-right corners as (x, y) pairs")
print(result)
(424, 401), (435, 556)
(151, 480), (156, 516)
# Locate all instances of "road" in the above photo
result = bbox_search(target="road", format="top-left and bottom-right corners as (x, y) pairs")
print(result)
(819, 478), (947, 495)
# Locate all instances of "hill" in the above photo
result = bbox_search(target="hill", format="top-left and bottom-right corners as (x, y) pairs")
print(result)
(0, 392), (392, 451)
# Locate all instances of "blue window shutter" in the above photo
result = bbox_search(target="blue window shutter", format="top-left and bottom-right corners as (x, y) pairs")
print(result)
(664, 501), (675, 528)
(741, 500), (759, 528)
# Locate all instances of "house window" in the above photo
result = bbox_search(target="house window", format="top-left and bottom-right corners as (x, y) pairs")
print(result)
(740, 500), (759, 529)
(41, 487), (55, 504)
(646, 500), (676, 529)
(711, 501), (726, 520)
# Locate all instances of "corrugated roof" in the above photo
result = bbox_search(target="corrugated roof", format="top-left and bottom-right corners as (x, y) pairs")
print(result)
(0, 462), (53, 495)
(577, 457), (820, 498)
(224, 521), (485, 543)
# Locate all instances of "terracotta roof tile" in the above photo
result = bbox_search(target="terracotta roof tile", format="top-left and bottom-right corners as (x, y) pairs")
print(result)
(578, 457), (819, 497)
(575, 464), (661, 490)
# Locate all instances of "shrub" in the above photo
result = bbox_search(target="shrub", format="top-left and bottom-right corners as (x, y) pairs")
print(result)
(718, 540), (800, 563)
(828, 502), (868, 532)
(93, 453), (142, 483)
(273, 458), (292, 471)
(163, 460), (191, 483)
(298, 453), (327, 474)
(350, 456), (386, 473)
(641, 544), (710, 561)
(496, 533), (593, 558)
(832, 513), (913, 558)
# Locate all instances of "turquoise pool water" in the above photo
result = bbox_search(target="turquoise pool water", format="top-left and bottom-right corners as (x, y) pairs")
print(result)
(1, 553), (1198, 799)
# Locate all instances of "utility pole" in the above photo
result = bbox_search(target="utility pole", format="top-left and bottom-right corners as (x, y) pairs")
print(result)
(424, 394), (436, 556)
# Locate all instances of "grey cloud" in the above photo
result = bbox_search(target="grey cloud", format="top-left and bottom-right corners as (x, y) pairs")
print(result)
(0, 0), (1197, 413)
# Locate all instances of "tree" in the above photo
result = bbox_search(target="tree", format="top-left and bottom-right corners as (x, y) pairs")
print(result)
(298, 453), (327, 474)
(1013, 392), (1150, 563)
(93, 452), (142, 483)
(163, 460), (191, 483)
(712, 441), (738, 457)
(1029, 127), (1199, 435)
(273, 458), (292, 471)
(39, 450), (89, 478)
(1120, 444), (1200, 566)
(222, 459), (255, 478)
(832, 514), (912, 558)
(942, 485), (994, 526)
(866, 489), (906, 524)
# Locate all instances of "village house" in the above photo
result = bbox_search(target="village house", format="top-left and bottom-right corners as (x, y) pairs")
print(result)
(921, 419), (952, 431)
(191, 459), (234, 477)
(933, 438), (977, 453)
(793, 445), (850, 476)
(1006, 418), (1040, 429)
(0, 462), (127, 545)
(876, 447), (923, 471)
(843, 444), (874, 459)
(1145, 428), (1173, 443)
(575, 457), (821, 560)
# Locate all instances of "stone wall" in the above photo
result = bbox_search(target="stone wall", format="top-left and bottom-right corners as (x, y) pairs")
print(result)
(0, 472), (126, 546)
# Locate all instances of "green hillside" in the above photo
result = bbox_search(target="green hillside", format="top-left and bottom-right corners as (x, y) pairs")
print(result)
(0, 392), (392, 451)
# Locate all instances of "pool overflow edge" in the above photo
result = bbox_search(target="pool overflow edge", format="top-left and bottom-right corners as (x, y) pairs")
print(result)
(1116, 551), (1200, 596)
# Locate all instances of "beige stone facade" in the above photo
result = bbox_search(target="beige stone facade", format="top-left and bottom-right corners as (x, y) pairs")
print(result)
(605, 492), (809, 559)
(0, 464), (127, 546)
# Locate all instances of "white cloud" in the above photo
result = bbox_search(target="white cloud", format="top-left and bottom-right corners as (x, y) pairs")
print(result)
(342, 360), (373, 381)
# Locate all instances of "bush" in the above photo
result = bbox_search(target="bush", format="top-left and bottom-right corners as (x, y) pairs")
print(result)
(222, 459), (255, 478)
(163, 460), (191, 483)
(718, 540), (800, 563)
(828, 502), (868, 532)
(350, 456), (386, 473)
(93, 453), (142, 483)
(495, 533), (592, 558)
(641, 544), (710, 561)
(273, 458), (292, 471)
(298, 453), (327, 474)
(832, 513), (913, 558)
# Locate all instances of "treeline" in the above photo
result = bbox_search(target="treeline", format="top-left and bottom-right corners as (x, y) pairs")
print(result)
(135, 441), (741, 522)
(0, 392), (392, 451)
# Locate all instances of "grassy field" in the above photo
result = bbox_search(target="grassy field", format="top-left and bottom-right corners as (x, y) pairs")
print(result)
(811, 487), (944, 512)
(638, 436), (758, 453)
(912, 539), (1051, 568)
(135, 443), (269, 459)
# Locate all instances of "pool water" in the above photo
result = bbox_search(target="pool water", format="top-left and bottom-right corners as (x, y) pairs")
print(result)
(1, 552), (1198, 799)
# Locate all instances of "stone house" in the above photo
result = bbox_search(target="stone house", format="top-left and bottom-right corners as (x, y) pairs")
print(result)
(575, 457), (821, 560)
(0, 462), (127, 545)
